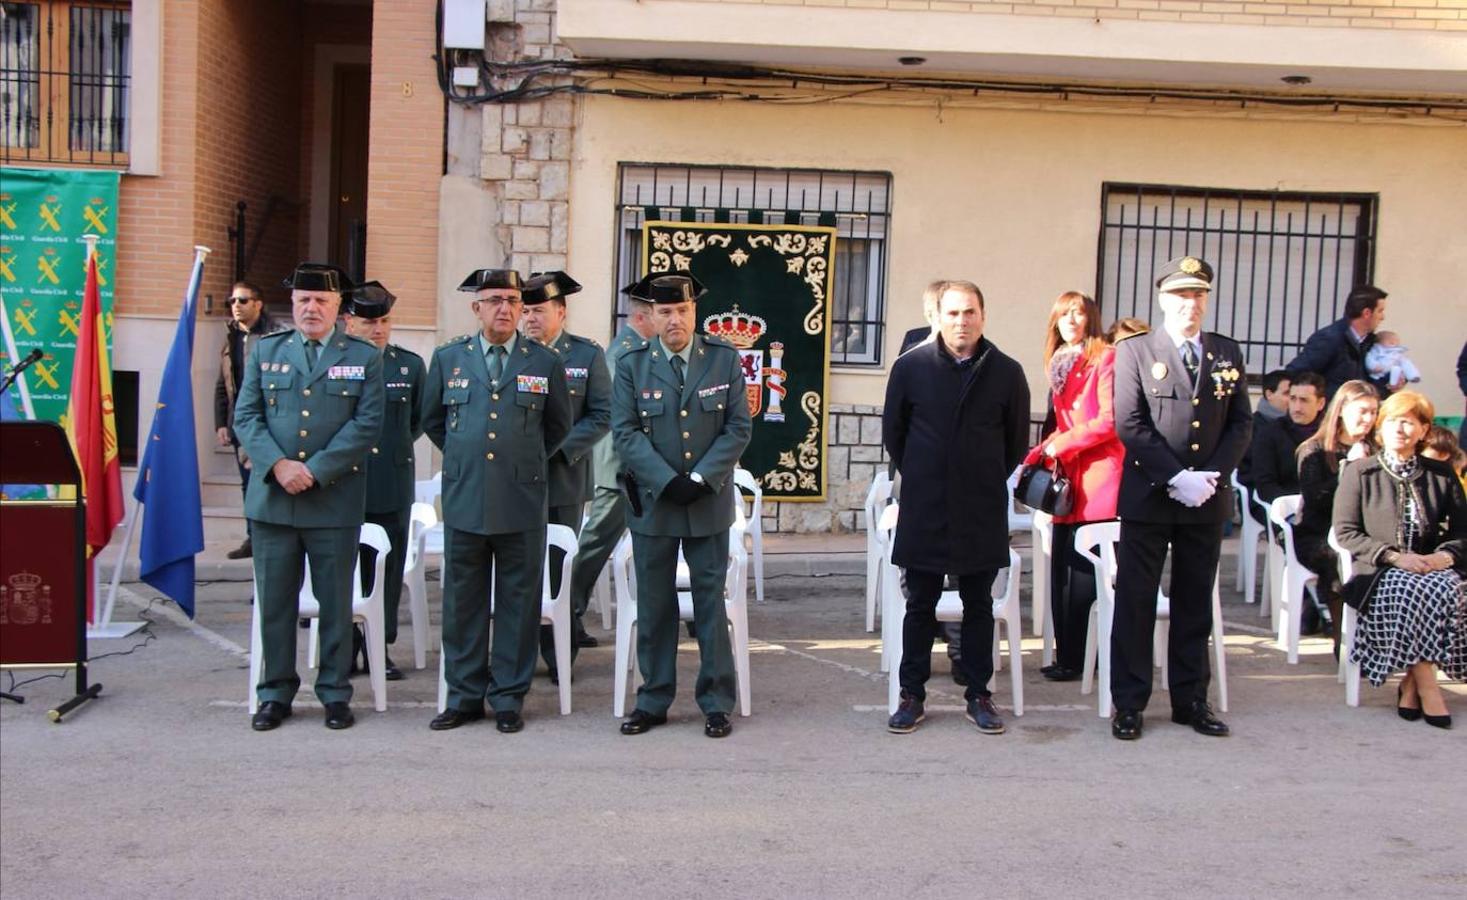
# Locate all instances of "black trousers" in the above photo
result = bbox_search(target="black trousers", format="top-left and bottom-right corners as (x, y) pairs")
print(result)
(1110, 519), (1222, 713)
(1050, 521), (1100, 671)
(900, 568), (997, 702)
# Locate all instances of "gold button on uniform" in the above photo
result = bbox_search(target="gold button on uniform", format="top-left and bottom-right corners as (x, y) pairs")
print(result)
(1192, 398), (1200, 406)
(302, 388), (311, 397)
(299, 429), (308, 437)
(301, 410), (310, 417)
(492, 393), (500, 401)
(486, 452), (495, 460)
(297, 451), (306, 459)
(371, 447), (379, 454)
(1190, 443), (1200, 451)
(490, 412), (498, 420)
(680, 410), (688, 418)
(488, 432), (496, 440)
(684, 451), (693, 459)
(682, 431), (691, 439)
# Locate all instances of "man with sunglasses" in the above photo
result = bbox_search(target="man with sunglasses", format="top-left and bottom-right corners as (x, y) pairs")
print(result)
(214, 281), (282, 560)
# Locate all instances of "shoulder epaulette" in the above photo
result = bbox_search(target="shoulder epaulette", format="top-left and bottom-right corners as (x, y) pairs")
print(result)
(259, 330), (291, 342)
(437, 333), (474, 350)
(567, 333), (601, 350)
(624, 338), (653, 354)
(343, 333), (377, 349)
(387, 343), (424, 361)
(699, 333), (736, 351)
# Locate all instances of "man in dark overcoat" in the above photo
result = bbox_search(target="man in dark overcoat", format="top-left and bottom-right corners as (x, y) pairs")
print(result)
(1110, 256), (1251, 741)
(882, 280), (1030, 735)
(1286, 285), (1388, 399)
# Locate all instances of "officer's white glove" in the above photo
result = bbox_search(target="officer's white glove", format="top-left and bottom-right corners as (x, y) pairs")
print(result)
(1167, 470), (1219, 507)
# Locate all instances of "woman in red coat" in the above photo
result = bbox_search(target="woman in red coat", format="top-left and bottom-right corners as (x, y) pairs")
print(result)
(1023, 291), (1126, 681)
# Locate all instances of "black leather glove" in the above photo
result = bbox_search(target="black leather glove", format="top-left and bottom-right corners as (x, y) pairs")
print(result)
(662, 474), (705, 506)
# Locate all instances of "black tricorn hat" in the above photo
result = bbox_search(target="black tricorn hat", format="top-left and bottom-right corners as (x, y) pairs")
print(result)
(283, 262), (354, 294)
(522, 271), (583, 306)
(346, 280), (396, 319)
(457, 268), (523, 292)
(621, 273), (708, 304)
(1155, 255), (1214, 293)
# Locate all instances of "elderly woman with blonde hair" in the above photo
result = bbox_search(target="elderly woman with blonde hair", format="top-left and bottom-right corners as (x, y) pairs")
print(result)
(1333, 390), (1467, 729)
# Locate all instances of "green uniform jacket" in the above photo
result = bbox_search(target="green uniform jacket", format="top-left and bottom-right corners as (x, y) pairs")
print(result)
(591, 325), (646, 490)
(365, 343), (426, 515)
(543, 330), (611, 507)
(612, 333), (752, 538)
(233, 327), (385, 527)
(421, 333), (573, 535)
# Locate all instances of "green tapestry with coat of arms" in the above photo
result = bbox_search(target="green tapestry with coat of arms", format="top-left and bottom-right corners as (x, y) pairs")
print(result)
(641, 222), (835, 501)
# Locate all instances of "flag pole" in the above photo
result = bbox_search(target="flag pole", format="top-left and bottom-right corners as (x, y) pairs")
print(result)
(0, 296), (38, 420)
(95, 245), (213, 635)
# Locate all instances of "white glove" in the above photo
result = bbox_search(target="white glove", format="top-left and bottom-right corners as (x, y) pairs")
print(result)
(1167, 470), (1219, 507)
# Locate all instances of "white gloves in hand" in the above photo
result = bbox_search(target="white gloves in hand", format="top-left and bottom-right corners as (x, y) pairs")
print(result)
(1167, 470), (1220, 507)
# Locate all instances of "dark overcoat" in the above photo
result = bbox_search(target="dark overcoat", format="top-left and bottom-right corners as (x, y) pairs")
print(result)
(882, 335), (1030, 574)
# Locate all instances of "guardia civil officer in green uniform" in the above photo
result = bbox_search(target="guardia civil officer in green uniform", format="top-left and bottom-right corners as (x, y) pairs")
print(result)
(612, 273), (752, 739)
(422, 268), (572, 734)
(342, 280), (424, 681)
(521, 271), (612, 680)
(565, 292), (660, 657)
(235, 263), (385, 732)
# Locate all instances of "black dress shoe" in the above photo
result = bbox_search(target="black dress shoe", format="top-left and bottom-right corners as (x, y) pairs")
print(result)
(576, 633), (599, 648)
(1112, 709), (1143, 741)
(323, 701), (355, 730)
(384, 655), (404, 682)
(251, 701), (291, 732)
(429, 707), (484, 731)
(1042, 665), (1082, 682)
(1172, 701), (1229, 737)
(704, 712), (732, 738)
(226, 538), (253, 560)
(495, 710), (524, 733)
(620, 709), (668, 735)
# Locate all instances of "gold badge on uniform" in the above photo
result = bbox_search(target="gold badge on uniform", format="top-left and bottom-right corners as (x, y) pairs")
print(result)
(1179, 257), (1202, 275)
(281, 364), (290, 373)
(1151, 361), (1168, 380)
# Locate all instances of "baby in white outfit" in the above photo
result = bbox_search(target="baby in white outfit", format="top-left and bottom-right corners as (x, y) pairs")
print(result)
(1364, 331), (1421, 388)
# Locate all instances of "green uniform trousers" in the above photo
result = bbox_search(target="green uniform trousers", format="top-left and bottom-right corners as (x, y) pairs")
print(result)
(252, 520), (359, 705)
(442, 525), (544, 714)
(568, 486), (627, 624)
(631, 530), (736, 716)
(362, 507), (410, 645)
(539, 503), (585, 672)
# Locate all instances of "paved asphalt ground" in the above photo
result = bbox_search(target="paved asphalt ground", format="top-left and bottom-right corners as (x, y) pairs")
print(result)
(2, 545), (1463, 899)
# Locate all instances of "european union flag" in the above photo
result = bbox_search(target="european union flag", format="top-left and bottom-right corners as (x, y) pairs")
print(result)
(133, 250), (207, 617)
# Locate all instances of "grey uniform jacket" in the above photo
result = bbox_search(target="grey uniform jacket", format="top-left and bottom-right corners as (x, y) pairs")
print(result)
(232, 327), (385, 528)
(612, 333), (752, 538)
(421, 334), (573, 535)
(543, 330), (612, 507)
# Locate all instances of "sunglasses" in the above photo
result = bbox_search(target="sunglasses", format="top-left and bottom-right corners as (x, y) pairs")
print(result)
(230, 296), (257, 305)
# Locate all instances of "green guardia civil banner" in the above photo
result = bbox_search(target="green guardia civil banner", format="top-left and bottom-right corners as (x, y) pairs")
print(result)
(0, 167), (119, 424)
(642, 222), (836, 501)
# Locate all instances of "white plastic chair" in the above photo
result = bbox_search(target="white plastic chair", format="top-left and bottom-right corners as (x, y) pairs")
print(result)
(1328, 527), (1362, 707)
(249, 523), (390, 715)
(1030, 509), (1055, 667)
(1233, 471), (1267, 611)
(611, 526), (751, 718)
(1075, 521), (1228, 718)
(1267, 494), (1316, 664)
(434, 525), (577, 715)
(401, 501), (439, 669)
(1006, 469), (1034, 533)
(863, 471), (893, 633)
(733, 467), (766, 605)
(1251, 489), (1279, 622)
(876, 503), (902, 673)
(414, 472), (444, 559)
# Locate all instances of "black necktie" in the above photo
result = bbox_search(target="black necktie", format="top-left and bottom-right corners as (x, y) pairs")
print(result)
(671, 355), (686, 390)
(1181, 341), (1199, 383)
(305, 339), (321, 370)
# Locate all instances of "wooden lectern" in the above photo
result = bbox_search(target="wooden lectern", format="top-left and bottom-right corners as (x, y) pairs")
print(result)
(0, 421), (102, 721)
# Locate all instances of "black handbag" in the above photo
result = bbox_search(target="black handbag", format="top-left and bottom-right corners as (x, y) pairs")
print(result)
(1014, 457), (1074, 517)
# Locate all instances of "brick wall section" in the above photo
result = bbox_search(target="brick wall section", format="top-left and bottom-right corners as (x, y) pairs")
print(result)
(114, 0), (199, 317)
(194, 0), (303, 311)
(479, 0), (577, 276)
(364, 0), (444, 328)
(677, 0), (1465, 30)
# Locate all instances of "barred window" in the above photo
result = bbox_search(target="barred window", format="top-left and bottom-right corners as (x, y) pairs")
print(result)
(1, 1), (130, 166)
(1098, 183), (1377, 377)
(614, 164), (892, 366)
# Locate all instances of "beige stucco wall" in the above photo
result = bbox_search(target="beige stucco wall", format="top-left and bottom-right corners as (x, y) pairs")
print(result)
(563, 95), (1467, 415)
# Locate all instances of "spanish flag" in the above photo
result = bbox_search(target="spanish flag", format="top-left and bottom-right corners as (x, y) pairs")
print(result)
(65, 243), (124, 621)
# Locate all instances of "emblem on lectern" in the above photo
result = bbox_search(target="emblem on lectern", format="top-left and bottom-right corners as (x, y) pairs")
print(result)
(0, 571), (53, 626)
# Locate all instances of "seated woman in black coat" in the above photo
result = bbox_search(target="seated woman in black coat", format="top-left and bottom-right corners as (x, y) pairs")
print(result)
(1333, 390), (1467, 729)
(1295, 379), (1379, 647)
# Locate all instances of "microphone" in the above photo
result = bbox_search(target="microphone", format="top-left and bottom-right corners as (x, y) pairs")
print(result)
(8, 348), (44, 373)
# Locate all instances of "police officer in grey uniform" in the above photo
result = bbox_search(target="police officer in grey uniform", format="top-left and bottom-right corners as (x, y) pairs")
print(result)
(422, 268), (572, 733)
(521, 272), (612, 681)
(612, 273), (752, 739)
(1110, 256), (1251, 741)
(342, 280), (424, 680)
(566, 293), (660, 658)
(235, 263), (384, 731)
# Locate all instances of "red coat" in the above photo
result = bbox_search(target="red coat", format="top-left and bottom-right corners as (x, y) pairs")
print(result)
(1023, 346), (1124, 524)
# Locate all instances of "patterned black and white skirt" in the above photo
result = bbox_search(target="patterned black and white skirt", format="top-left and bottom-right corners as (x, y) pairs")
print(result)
(1350, 568), (1467, 687)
